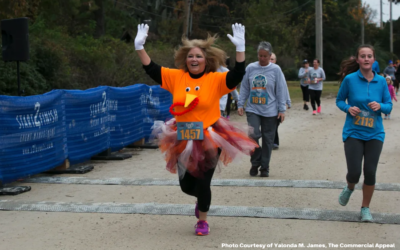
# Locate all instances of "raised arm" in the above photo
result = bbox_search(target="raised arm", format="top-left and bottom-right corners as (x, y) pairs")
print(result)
(135, 24), (162, 84)
(226, 23), (246, 89)
(135, 24), (151, 66)
(227, 23), (245, 63)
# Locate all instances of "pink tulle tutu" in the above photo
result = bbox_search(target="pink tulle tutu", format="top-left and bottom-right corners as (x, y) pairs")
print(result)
(151, 117), (258, 178)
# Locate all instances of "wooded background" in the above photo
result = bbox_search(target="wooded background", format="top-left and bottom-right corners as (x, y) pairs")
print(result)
(1, 0), (399, 96)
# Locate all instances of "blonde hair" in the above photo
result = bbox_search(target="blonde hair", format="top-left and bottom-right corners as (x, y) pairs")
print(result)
(174, 34), (227, 73)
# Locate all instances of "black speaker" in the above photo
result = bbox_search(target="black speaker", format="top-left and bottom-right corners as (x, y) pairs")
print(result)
(1, 17), (29, 62)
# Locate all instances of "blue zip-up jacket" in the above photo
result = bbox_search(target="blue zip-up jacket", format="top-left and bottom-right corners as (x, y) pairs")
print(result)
(336, 70), (392, 142)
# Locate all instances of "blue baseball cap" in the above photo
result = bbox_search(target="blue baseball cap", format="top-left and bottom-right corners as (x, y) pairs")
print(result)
(389, 60), (393, 64)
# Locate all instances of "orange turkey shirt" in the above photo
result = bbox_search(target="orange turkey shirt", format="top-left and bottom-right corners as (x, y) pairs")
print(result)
(161, 67), (232, 129)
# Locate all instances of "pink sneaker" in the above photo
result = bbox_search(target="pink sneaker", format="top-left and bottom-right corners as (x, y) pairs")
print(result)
(317, 106), (321, 113)
(195, 220), (210, 236)
(312, 110), (317, 115)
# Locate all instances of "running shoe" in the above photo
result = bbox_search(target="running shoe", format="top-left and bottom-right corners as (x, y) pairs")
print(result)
(360, 207), (373, 222)
(304, 104), (309, 110)
(384, 115), (387, 120)
(260, 170), (269, 177)
(195, 220), (210, 236)
(273, 144), (279, 150)
(388, 115), (391, 120)
(249, 166), (259, 176)
(317, 106), (321, 113)
(226, 115), (230, 120)
(338, 186), (353, 206)
(195, 202), (199, 219)
(312, 110), (317, 115)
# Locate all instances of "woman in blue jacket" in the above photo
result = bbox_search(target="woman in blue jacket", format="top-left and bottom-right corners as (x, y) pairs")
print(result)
(336, 45), (392, 222)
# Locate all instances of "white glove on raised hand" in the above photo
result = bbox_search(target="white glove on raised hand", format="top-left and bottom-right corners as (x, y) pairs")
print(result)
(227, 23), (245, 52)
(135, 24), (149, 50)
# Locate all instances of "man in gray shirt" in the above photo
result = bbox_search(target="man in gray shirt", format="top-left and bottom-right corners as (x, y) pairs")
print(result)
(238, 41), (287, 177)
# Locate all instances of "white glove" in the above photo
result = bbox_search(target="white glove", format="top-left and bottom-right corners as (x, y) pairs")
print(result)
(135, 24), (149, 50)
(227, 23), (245, 52)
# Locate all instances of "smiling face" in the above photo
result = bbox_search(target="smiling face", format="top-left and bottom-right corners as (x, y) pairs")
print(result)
(186, 47), (206, 74)
(258, 49), (271, 66)
(356, 48), (374, 72)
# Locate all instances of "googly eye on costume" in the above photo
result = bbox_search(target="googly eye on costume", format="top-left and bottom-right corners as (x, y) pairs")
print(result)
(195, 86), (200, 91)
(185, 87), (191, 92)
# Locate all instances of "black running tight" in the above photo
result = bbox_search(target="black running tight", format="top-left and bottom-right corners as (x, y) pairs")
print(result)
(309, 89), (322, 111)
(178, 149), (221, 212)
(344, 137), (383, 185)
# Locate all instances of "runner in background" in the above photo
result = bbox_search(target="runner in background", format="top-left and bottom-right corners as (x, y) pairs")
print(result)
(395, 60), (400, 96)
(384, 76), (397, 120)
(337, 44), (392, 222)
(219, 58), (239, 119)
(270, 53), (291, 150)
(298, 59), (311, 110)
(308, 59), (326, 115)
(224, 89), (239, 120)
(270, 53), (276, 64)
(218, 65), (230, 117)
(384, 60), (397, 95)
(372, 59), (380, 74)
(238, 42), (287, 177)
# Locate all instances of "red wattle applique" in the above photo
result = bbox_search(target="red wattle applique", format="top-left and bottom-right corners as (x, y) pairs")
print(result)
(169, 98), (199, 116)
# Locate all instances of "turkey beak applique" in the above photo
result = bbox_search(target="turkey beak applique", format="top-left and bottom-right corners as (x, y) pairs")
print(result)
(185, 93), (198, 108)
(169, 93), (200, 116)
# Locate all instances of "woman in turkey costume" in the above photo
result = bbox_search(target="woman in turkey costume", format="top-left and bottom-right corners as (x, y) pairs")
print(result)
(135, 23), (258, 236)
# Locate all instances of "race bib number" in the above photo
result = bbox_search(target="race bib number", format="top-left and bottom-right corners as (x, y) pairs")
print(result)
(250, 91), (268, 105)
(353, 110), (376, 129)
(177, 122), (204, 140)
(250, 74), (268, 105)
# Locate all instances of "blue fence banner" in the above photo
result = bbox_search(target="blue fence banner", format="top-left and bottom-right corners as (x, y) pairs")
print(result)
(0, 84), (173, 184)
(64, 86), (110, 165)
(142, 85), (173, 141)
(108, 84), (147, 151)
(0, 90), (67, 183)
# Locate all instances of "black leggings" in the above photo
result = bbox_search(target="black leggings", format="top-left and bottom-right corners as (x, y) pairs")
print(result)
(226, 93), (233, 116)
(344, 138), (383, 185)
(309, 89), (322, 110)
(178, 149), (220, 212)
(300, 85), (309, 102)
